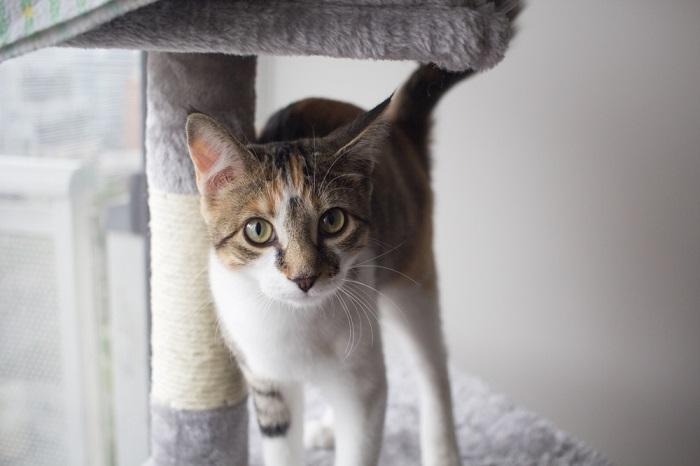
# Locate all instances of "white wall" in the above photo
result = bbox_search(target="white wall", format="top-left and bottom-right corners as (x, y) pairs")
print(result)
(256, 1), (700, 465)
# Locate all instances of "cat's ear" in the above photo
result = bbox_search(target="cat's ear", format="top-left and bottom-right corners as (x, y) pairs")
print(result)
(325, 96), (392, 172)
(186, 113), (252, 194)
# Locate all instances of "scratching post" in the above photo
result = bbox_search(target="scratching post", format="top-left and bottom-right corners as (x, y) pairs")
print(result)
(145, 52), (256, 466)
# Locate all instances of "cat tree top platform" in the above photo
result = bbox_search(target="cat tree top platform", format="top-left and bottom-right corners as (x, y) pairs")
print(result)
(0, 0), (515, 71)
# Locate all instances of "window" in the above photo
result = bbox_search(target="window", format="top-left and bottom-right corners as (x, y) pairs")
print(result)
(0, 48), (147, 466)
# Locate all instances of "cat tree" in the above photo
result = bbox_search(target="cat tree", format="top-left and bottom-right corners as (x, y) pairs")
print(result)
(0, 1), (608, 465)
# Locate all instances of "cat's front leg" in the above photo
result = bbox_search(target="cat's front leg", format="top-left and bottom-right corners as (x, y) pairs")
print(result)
(321, 353), (387, 466)
(380, 283), (462, 466)
(250, 380), (304, 466)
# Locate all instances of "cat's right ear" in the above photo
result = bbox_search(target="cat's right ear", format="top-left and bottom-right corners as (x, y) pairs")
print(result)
(186, 113), (251, 195)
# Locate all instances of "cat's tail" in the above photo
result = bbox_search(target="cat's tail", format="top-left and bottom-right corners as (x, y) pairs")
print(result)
(386, 64), (474, 156)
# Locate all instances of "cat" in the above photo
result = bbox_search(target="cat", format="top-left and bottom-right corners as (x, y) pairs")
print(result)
(186, 64), (472, 466)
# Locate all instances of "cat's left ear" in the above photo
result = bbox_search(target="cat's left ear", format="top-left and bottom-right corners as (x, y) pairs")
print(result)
(325, 96), (392, 173)
(186, 113), (253, 194)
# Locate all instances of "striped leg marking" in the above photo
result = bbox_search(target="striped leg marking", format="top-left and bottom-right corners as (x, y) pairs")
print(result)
(251, 385), (291, 438)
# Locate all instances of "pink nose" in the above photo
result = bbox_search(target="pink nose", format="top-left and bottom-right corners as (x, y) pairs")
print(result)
(291, 275), (318, 292)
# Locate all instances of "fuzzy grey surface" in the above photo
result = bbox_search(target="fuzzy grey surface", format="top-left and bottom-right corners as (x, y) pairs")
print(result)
(146, 52), (256, 194)
(66, 0), (514, 72)
(248, 360), (610, 466)
(150, 400), (249, 466)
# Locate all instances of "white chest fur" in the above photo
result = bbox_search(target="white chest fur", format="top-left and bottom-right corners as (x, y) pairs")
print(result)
(208, 252), (370, 382)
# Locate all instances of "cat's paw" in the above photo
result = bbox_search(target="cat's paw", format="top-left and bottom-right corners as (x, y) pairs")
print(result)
(304, 418), (335, 450)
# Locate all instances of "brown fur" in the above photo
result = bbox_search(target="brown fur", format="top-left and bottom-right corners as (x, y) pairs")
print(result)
(187, 64), (471, 290)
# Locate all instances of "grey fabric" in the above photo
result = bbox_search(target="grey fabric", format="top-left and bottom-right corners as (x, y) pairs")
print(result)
(146, 52), (256, 194)
(150, 400), (249, 466)
(249, 361), (611, 466)
(66, 0), (515, 72)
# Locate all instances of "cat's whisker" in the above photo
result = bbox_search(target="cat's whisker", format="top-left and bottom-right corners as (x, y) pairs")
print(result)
(317, 148), (355, 195)
(244, 149), (270, 199)
(318, 186), (354, 200)
(318, 172), (365, 196)
(341, 277), (409, 326)
(338, 286), (367, 345)
(350, 264), (419, 286)
(248, 147), (268, 174)
(344, 292), (363, 358)
(335, 293), (355, 359)
(356, 240), (407, 266)
(343, 292), (361, 358)
(333, 294), (349, 357)
(311, 130), (319, 194)
(343, 282), (381, 325)
(343, 289), (365, 354)
(341, 284), (383, 351)
(339, 285), (376, 347)
(366, 237), (399, 254)
(325, 172), (363, 185)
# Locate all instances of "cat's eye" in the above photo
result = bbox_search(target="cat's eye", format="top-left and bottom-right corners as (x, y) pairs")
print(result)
(244, 218), (275, 245)
(319, 208), (346, 236)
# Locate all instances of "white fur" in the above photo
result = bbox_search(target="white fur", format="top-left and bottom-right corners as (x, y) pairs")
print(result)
(305, 407), (335, 449)
(380, 285), (462, 466)
(261, 382), (305, 466)
(210, 244), (460, 466)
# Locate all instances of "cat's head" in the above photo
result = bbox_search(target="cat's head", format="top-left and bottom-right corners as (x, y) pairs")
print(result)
(186, 100), (389, 308)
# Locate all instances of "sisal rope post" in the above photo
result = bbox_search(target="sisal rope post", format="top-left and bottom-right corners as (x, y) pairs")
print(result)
(145, 53), (256, 466)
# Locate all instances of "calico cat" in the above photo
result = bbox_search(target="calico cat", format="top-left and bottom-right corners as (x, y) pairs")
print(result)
(186, 64), (471, 466)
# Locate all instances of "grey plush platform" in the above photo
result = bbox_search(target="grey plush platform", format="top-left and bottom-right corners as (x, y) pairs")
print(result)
(249, 361), (611, 466)
(1, 0), (516, 72)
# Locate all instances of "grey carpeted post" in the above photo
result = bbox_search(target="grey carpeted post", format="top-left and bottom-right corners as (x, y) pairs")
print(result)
(145, 52), (255, 466)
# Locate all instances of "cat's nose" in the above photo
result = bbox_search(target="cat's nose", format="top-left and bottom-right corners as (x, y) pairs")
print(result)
(291, 275), (318, 293)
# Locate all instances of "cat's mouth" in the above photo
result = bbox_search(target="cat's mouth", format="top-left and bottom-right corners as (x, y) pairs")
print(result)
(283, 294), (327, 308)
(272, 294), (329, 310)
(269, 280), (341, 309)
